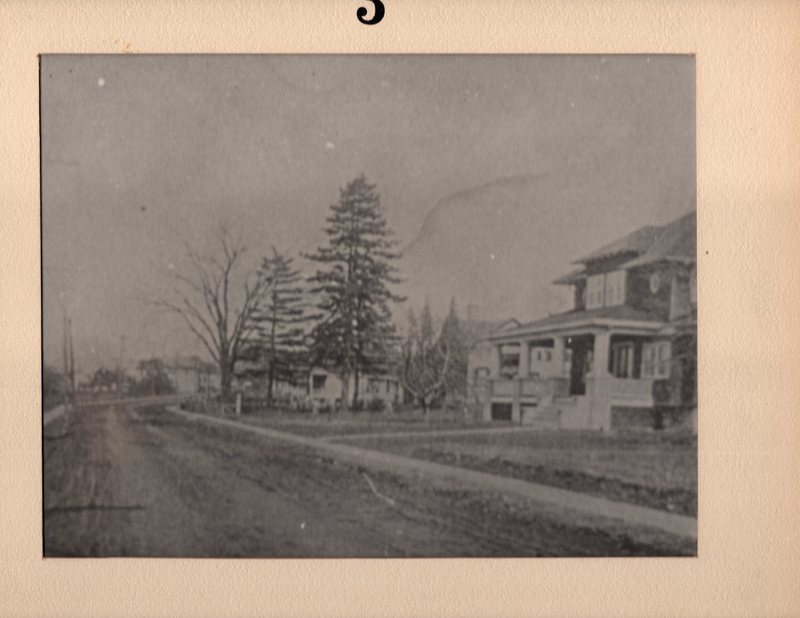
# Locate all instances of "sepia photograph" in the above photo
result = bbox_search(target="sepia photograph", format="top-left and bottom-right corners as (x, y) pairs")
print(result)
(41, 54), (697, 558)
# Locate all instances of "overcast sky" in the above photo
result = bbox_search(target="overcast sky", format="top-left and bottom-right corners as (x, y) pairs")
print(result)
(41, 55), (695, 376)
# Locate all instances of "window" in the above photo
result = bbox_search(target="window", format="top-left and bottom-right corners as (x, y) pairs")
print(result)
(530, 347), (553, 367)
(611, 343), (634, 378)
(586, 274), (605, 309)
(642, 341), (671, 378)
(604, 270), (626, 306)
(657, 342), (671, 376)
(312, 374), (327, 390)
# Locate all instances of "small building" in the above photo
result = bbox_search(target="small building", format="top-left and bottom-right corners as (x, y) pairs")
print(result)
(165, 355), (220, 395)
(481, 211), (697, 431)
(465, 318), (520, 409)
(308, 367), (401, 409)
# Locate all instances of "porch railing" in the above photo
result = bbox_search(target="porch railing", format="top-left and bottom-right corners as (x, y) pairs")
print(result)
(489, 376), (570, 401)
(609, 377), (654, 405)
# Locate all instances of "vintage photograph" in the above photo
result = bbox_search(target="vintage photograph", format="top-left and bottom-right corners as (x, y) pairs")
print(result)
(42, 54), (697, 557)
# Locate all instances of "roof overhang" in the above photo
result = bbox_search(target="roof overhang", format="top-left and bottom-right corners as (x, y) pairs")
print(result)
(624, 256), (696, 270)
(552, 268), (587, 285)
(489, 317), (665, 343)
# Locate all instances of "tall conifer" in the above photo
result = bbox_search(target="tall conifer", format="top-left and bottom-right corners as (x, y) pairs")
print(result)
(306, 175), (403, 411)
(253, 248), (311, 406)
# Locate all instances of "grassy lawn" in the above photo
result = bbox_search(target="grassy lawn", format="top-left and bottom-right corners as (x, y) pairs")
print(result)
(231, 410), (502, 438)
(340, 429), (698, 517)
(182, 403), (696, 517)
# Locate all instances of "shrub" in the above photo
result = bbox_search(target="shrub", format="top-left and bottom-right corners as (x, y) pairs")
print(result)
(367, 398), (386, 413)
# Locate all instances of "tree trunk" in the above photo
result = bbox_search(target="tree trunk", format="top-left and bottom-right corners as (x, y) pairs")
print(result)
(267, 363), (275, 408)
(339, 371), (350, 414)
(353, 366), (360, 410)
(267, 310), (277, 407)
(220, 357), (232, 409)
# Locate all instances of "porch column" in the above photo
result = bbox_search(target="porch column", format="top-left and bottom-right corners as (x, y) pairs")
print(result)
(517, 341), (530, 378)
(590, 330), (612, 431)
(552, 336), (565, 376)
(592, 331), (611, 377)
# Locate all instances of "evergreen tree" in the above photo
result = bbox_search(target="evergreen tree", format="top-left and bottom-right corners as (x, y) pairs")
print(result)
(438, 297), (469, 400)
(306, 175), (403, 411)
(246, 248), (311, 406)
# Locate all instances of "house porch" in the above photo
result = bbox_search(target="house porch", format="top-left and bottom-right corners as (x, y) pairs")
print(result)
(483, 325), (665, 430)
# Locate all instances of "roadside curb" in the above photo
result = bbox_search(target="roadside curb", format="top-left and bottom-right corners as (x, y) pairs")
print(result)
(165, 405), (698, 540)
(323, 424), (552, 442)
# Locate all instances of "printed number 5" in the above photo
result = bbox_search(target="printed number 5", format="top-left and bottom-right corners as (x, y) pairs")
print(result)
(357, 0), (385, 25)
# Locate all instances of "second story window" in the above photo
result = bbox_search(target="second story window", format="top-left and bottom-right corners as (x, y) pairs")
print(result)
(586, 274), (605, 309)
(586, 270), (626, 309)
(604, 270), (626, 306)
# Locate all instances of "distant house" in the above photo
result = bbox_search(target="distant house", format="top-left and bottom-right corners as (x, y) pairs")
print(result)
(165, 356), (220, 395)
(481, 211), (697, 431)
(233, 356), (308, 399)
(308, 367), (401, 409)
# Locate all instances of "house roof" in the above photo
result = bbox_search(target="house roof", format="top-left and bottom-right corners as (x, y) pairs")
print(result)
(659, 307), (697, 336)
(554, 210), (696, 284)
(465, 317), (519, 337)
(574, 225), (664, 264)
(552, 267), (586, 285)
(622, 211), (696, 268)
(465, 318), (521, 345)
(490, 305), (664, 341)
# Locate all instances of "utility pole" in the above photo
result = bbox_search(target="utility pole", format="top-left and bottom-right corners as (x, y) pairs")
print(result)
(118, 335), (126, 393)
(62, 304), (69, 406)
(67, 318), (75, 396)
(61, 302), (76, 405)
(62, 305), (69, 385)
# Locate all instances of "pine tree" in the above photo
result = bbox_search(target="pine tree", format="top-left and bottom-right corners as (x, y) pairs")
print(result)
(249, 248), (311, 406)
(438, 297), (469, 401)
(306, 175), (403, 412)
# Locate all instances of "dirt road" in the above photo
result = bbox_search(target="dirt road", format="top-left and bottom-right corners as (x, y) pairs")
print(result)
(43, 403), (694, 557)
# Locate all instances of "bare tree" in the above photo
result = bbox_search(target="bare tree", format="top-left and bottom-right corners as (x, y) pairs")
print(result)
(399, 302), (451, 416)
(156, 226), (270, 403)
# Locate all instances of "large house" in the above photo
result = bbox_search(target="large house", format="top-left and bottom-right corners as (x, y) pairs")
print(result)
(480, 211), (697, 431)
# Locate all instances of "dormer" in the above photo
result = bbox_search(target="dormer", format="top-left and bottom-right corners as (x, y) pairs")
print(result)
(552, 213), (695, 317)
(623, 212), (696, 321)
(554, 225), (664, 311)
